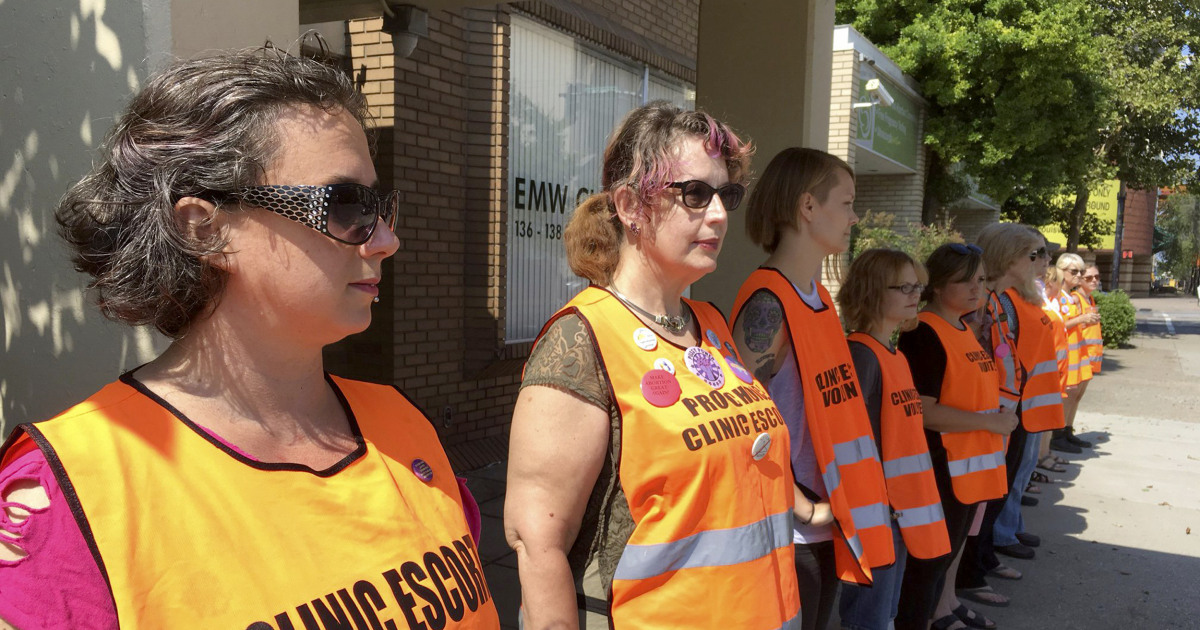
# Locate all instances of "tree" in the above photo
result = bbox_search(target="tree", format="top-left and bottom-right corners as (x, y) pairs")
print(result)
(838, 0), (1200, 251)
(837, 0), (1111, 222)
(1157, 192), (1200, 291)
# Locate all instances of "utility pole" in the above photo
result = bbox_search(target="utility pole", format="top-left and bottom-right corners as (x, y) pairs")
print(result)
(1111, 181), (1127, 291)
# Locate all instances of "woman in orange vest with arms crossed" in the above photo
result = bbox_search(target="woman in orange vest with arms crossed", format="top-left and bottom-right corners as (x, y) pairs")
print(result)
(836, 249), (951, 630)
(1050, 253), (1099, 454)
(895, 244), (1018, 630)
(0, 48), (498, 630)
(1080, 265), (1105, 373)
(505, 103), (800, 630)
(730, 148), (892, 630)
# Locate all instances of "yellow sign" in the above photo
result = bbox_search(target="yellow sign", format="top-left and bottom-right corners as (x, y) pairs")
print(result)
(1040, 180), (1120, 249)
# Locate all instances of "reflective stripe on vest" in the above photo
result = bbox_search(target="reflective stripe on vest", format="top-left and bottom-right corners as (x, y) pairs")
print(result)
(847, 333), (950, 560)
(986, 292), (1022, 403)
(613, 510), (793, 581)
(918, 312), (1008, 504)
(9, 376), (500, 629)
(555, 287), (801, 629)
(1044, 300), (1071, 392)
(1002, 289), (1065, 431)
(732, 271), (893, 585)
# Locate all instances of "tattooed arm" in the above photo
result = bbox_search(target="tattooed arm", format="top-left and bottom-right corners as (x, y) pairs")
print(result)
(732, 290), (788, 387)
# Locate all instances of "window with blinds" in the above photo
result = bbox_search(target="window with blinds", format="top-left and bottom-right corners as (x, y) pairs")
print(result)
(506, 15), (694, 343)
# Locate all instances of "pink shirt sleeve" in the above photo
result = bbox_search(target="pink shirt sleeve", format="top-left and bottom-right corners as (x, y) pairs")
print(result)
(0, 442), (118, 630)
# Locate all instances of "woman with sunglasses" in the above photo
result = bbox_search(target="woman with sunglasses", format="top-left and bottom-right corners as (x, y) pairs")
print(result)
(955, 224), (1067, 616)
(0, 48), (499, 629)
(835, 249), (951, 630)
(1080, 265), (1105, 373)
(506, 103), (800, 630)
(895, 243), (1017, 630)
(1050, 253), (1099, 454)
(731, 148), (892, 630)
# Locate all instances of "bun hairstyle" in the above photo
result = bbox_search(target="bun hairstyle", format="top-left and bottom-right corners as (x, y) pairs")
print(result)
(838, 248), (926, 333)
(920, 242), (984, 303)
(563, 101), (752, 285)
(976, 222), (1043, 304)
(745, 148), (854, 254)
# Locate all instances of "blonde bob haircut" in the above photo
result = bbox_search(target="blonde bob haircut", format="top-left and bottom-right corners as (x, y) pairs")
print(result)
(745, 147), (854, 254)
(976, 222), (1043, 304)
(1043, 266), (1065, 292)
(838, 248), (927, 334)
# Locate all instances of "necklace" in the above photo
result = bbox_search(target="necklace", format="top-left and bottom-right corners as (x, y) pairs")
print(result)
(609, 286), (691, 334)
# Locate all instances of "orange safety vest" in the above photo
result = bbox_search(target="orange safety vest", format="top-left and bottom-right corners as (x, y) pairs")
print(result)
(1080, 291), (1104, 373)
(1043, 297), (1071, 395)
(2, 375), (499, 629)
(732, 269), (893, 585)
(989, 289), (1066, 432)
(1060, 290), (1092, 385)
(846, 333), (951, 560)
(918, 312), (1008, 504)
(542, 287), (800, 629)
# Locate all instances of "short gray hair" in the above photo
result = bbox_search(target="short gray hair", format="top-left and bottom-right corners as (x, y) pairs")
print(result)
(56, 46), (369, 338)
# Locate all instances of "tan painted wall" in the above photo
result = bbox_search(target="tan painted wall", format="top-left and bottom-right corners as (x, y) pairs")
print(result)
(692, 0), (833, 311)
(0, 0), (297, 436)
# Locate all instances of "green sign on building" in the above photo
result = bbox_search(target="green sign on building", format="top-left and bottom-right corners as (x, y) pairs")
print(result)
(855, 73), (920, 170)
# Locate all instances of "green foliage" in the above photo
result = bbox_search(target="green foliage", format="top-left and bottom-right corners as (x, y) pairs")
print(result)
(1156, 193), (1200, 290)
(850, 212), (964, 262)
(1094, 290), (1136, 348)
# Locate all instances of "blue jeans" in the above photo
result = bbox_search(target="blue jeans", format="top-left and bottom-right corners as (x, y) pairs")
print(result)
(838, 523), (907, 630)
(993, 429), (1043, 546)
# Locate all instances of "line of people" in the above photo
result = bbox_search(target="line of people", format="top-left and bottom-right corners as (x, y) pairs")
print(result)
(507, 102), (1104, 630)
(0, 52), (1107, 630)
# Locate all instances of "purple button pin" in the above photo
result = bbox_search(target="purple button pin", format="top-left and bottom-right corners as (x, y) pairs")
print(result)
(412, 458), (434, 482)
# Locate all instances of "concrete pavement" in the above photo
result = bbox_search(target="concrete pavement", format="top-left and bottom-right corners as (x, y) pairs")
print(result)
(462, 294), (1200, 629)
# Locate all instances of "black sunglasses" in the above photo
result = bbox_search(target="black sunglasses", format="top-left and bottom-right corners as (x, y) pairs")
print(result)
(667, 180), (747, 211)
(1029, 247), (1048, 261)
(220, 184), (399, 245)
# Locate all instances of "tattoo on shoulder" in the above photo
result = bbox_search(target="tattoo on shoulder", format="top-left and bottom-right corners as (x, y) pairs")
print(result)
(741, 292), (783, 353)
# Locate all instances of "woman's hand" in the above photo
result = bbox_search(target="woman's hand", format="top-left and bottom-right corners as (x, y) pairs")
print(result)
(986, 406), (1020, 435)
(505, 385), (610, 630)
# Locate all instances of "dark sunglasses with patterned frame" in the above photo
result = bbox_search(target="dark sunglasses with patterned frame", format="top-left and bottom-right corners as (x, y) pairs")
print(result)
(666, 180), (747, 211)
(204, 183), (399, 245)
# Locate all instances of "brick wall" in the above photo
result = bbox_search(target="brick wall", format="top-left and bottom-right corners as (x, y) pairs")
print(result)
(326, 2), (702, 470)
(829, 49), (858, 165)
(944, 205), (1001, 243)
(1121, 188), (1156, 256)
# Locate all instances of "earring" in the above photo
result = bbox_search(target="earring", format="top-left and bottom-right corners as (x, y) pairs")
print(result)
(630, 222), (641, 236)
(373, 297), (380, 304)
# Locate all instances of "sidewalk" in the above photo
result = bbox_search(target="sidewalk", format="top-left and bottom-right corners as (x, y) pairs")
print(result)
(462, 295), (1200, 629)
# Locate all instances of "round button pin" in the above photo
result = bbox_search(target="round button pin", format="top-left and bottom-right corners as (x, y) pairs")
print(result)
(633, 327), (658, 351)
(725, 355), (754, 384)
(641, 369), (681, 407)
(995, 343), (1011, 359)
(412, 458), (434, 482)
(653, 357), (676, 374)
(684, 346), (725, 389)
(724, 341), (737, 355)
(706, 329), (721, 348)
(751, 432), (772, 461)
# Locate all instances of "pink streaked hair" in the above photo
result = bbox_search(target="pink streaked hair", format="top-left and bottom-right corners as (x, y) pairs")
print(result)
(602, 103), (753, 210)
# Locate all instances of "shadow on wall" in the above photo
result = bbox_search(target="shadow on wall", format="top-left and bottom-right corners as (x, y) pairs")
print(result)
(0, 1), (165, 437)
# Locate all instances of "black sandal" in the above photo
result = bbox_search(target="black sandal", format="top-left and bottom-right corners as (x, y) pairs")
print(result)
(932, 613), (968, 630)
(1031, 470), (1055, 484)
(953, 604), (997, 629)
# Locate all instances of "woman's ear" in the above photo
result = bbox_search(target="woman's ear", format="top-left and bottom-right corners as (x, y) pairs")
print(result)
(174, 196), (229, 268)
(797, 191), (817, 223)
(611, 186), (646, 233)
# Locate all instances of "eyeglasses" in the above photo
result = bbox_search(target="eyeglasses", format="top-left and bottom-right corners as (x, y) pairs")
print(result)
(1064, 268), (1083, 276)
(887, 282), (925, 295)
(1029, 247), (1048, 261)
(224, 184), (399, 245)
(666, 180), (747, 211)
(948, 243), (983, 256)
(1082, 274), (1100, 280)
